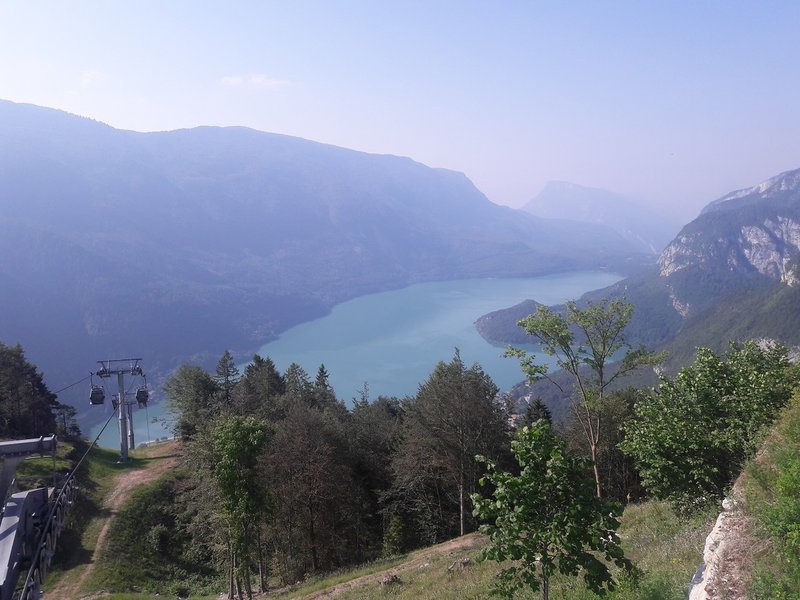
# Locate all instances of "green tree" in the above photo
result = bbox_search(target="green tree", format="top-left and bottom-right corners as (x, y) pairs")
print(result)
(312, 364), (338, 409)
(53, 401), (81, 439)
(622, 340), (796, 510)
(523, 396), (552, 426)
(282, 362), (312, 407)
(235, 354), (286, 420)
(472, 422), (632, 600)
(0, 343), (58, 437)
(507, 298), (660, 498)
(215, 350), (241, 409)
(348, 392), (402, 561)
(565, 387), (642, 502)
(388, 350), (509, 542)
(263, 404), (353, 577)
(164, 364), (219, 439)
(212, 416), (269, 599)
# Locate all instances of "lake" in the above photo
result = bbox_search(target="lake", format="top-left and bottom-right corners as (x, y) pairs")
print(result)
(91, 270), (622, 448)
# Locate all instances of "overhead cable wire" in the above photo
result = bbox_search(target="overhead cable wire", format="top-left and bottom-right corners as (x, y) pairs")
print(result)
(20, 404), (120, 597)
(52, 374), (92, 395)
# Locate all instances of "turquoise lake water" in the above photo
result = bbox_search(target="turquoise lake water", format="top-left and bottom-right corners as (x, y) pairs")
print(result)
(92, 270), (622, 448)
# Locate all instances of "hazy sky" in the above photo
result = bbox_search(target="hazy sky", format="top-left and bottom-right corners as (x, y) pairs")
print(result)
(2, 1), (799, 221)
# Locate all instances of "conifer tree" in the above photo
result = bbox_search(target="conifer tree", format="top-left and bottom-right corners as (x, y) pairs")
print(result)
(214, 350), (241, 410)
(389, 350), (509, 541)
(236, 354), (285, 419)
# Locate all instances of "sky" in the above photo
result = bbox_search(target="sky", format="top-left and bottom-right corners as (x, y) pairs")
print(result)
(2, 1), (800, 221)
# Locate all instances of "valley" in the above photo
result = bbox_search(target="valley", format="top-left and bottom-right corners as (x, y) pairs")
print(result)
(4, 6), (800, 599)
(0, 100), (653, 428)
(90, 270), (622, 447)
(3, 103), (800, 600)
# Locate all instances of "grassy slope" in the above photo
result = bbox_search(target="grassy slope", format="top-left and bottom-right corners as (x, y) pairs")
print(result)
(64, 466), (714, 600)
(246, 502), (712, 600)
(44, 441), (177, 596)
(739, 392), (800, 598)
(81, 498), (713, 600)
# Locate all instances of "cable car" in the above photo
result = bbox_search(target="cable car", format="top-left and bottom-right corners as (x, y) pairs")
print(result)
(136, 386), (149, 408)
(89, 385), (105, 405)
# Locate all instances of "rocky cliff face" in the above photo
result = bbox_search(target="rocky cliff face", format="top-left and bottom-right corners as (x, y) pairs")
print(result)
(475, 166), (800, 356)
(659, 218), (800, 282)
(656, 169), (800, 318)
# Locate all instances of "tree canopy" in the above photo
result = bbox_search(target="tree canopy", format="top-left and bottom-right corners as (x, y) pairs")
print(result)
(0, 342), (58, 438)
(622, 340), (797, 510)
(507, 297), (661, 498)
(387, 350), (509, 543)
(472, 421), (632, 600)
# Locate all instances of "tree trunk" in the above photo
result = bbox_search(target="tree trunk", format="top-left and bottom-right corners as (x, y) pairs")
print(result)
(257, 528), (267, 592)
(235, 574), (244, 600)
(590, 441), (602, 498)
(308, 505), (319, 571)
(228, 541), (235, 600)
(245, 568), (253, 600)
(234, 551), (244, 600)
(542, 575), (549, 600)
(459, 473), (465, 536)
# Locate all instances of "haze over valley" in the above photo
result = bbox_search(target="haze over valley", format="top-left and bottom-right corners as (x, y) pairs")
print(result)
(4, 5), (800, 599)
(0, 99), (653, 420)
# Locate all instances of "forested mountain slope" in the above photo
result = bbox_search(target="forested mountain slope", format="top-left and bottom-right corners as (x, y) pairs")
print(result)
(0, 100), (649, 406)
(478, 167), (800, 358)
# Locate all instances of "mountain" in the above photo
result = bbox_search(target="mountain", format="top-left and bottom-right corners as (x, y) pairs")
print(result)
(522, 181), (681, 254)
(478, 168), (800, 358)
(0, 100), (650, 413)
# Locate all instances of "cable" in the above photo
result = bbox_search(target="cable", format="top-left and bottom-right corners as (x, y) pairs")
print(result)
(52, 374), (91, 396)
(71, 404), (119, 479)
(19, 405), (120, 597)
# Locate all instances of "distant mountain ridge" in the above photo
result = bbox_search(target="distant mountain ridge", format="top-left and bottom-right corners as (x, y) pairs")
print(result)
(478, 167), (800, 359)
(522, 181), (681, 254)
(0, 100), (651, 412)
(658, 167), (800, 318)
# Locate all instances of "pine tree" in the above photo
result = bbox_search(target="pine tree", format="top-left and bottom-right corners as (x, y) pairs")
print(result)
(237, 355), (285, 420)
(524, 397), (552, 425)
(214, 350), (241, 411)
(389, 350), (509, 541)
(312, 364), (338, 410)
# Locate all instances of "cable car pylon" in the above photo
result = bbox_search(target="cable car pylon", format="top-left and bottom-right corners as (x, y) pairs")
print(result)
(91, 358), (145, 462)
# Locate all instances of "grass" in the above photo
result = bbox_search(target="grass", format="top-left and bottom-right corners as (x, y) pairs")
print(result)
(98, 595), (213, 600)
(264, 501), (714, 600)
(14, 436), (75, 491)
(274, 554), (422, 597)
(45, 439), (169, 591)
(740, 392), (800, 598)
(47, 437), (715, 600)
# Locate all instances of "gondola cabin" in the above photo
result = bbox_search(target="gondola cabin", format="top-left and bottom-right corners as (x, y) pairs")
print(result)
(89, 385), (105, 405)
(136, 387), (149, 408)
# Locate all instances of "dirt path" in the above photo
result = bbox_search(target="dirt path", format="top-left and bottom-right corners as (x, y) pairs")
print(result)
(291, 533), (485, 600)
(213, 534), (485, 600)
(46, 444), (179, 600)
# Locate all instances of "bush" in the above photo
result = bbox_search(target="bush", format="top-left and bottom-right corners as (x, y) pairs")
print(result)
(622, 341), (796, 510)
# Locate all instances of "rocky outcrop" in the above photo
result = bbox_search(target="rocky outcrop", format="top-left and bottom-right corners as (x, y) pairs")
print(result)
(688, 496), (756, 600)
(740, 217), (800, 284)
(657, 169), (800, 319)
(658, 218), (800, 283)
(702, 168), (800, 214)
